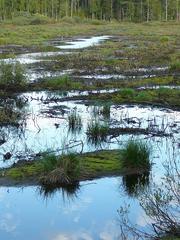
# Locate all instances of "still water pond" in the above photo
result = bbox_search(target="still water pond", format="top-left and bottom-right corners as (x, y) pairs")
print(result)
(0, 177), (149, 240)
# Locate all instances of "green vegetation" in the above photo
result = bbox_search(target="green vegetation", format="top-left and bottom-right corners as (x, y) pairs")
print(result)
(39, 153), (81, 185)
(122, 140), (151, 169)
(6, 152), (81, 185)
(0, 62), (27, 90)
(0, 106), (20, 126)
(100, 104), (111, 118)
(170, 61), (180, 71)
(39, 75), (82, 90)
(0, 141), (153, 185)
(68, 111), (82, 132)
(87, 121), (109, 145)
(0, 0), (179, 22)
(93, 88), (180, 107)
(3, 150), (124, 185)
(120, 88), (135, 99)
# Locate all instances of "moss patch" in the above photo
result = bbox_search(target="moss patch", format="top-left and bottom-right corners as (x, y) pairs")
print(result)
(90, 88), (180, 108)
(1, 150), (124, 185)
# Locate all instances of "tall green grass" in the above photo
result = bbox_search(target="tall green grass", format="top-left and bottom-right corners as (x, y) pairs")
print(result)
(41, 75), (82, 90)
(122, 140), (151, 168)
(39, 152), (81, 185)
(68, 111), (82, 132)
(87, 121), (109, 145)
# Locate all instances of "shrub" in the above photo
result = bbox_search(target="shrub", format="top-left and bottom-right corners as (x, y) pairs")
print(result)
(160, 36), (169, 43)
(6, 14), (53, 25)
(122, 140), (151, 168)
(30, 14), (53, 25)
(157, 87), (172, 99)
(0, 62), (27, 89)
(0, 108), (18, 125)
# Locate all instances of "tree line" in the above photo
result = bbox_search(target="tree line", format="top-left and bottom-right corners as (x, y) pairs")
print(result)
(0, 0), (179, 22)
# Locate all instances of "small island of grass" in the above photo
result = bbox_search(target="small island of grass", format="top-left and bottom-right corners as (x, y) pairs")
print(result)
(0, 141), (151, 187)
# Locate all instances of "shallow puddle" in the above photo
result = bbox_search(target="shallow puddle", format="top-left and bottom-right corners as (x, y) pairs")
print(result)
(56, 36), (111, 49)
(1, 36), (110, 65)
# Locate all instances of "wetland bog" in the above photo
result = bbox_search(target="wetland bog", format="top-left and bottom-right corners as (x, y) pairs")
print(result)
(0, 21), (179, 240)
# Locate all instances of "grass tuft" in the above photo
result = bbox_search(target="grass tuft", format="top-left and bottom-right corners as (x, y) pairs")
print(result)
(122, 140), (151, 169)
(68, 111), (82, 132)
(39, 152), (81, 185)
(87, 121), (109, 145)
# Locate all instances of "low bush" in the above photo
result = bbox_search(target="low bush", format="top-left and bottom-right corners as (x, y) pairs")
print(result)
(135, 91), (153, 101)
(157, 87), (173, 99)
(0, 62), (27, 90)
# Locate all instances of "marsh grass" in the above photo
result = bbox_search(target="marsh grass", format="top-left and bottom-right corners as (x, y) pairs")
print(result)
(100, 104), (111, 118)
(122, 140), (151, 169)
(40, 154), (58, 172)
(39, 152), (81, 185)
(68, 111), (82, 132)
(87, 121), (109, 145)
(170, 61), (180, 71)
(120, 88), (135, 99)
(41, 75), (82, 90)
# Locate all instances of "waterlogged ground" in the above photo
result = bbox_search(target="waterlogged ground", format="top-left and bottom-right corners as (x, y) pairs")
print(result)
(1, 35), (178, 83)
(0, 33), (180, 239)
(0, 90), (179, 168)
